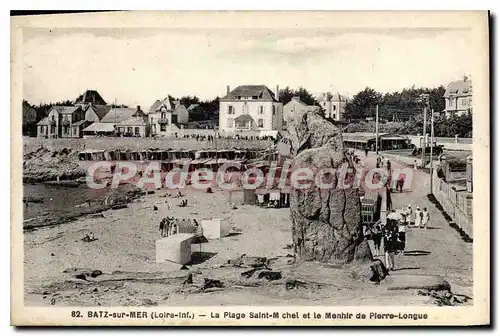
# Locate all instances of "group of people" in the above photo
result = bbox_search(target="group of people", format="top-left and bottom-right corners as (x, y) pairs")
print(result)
(346, 149), (362, 165)
(363, 218), (406, 271)
(402, 205), (430, 228)
(159, 217), (179, 237)
(376, 155), (391, 169)
(159, 217), (204, 238)
(179, 134), (217, 142)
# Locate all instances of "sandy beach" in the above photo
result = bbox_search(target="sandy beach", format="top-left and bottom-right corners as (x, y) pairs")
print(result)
(24, 165), (473, 306)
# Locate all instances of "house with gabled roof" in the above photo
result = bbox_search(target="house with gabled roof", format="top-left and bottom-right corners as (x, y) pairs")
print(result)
(37, 105), (87, 138)
(318, 92), (348, 121)
(116, 106), (149, 137)
(83, 106), (150, 137)
(148, 97), (188, 137)
(442, 76), (472, 118)
(84, 103), (112, 123)
(219, 85), (283, 133)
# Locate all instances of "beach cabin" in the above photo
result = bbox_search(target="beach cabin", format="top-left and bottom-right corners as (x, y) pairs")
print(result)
(201, 218), (231, 239)
(155, 233), (194, 264)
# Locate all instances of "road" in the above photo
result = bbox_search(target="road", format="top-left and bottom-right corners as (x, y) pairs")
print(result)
(360, 150), (473, 293)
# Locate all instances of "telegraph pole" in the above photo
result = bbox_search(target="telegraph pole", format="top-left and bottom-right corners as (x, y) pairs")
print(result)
(420, 94), (429, 169)
(375, 104), (379, 154)
(430, 109), (435, 194)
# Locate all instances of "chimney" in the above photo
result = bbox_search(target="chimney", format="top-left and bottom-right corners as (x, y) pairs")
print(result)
(275, 85), (280, 101)
(226, 85), (230, 94)
(137, 105), (141, 111)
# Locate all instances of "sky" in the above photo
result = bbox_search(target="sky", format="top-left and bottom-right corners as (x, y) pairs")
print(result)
(23, 27), (473, 108)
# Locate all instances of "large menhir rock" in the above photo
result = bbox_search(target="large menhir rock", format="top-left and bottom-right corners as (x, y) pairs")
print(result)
(287, 110), (372, 264)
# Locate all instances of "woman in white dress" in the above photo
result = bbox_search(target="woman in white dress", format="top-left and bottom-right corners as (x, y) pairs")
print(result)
(405, 205), (413, 226)
(414, 206), (422, 228)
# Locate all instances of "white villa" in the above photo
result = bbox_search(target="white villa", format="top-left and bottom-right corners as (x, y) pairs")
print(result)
(218, 85), (283, 133)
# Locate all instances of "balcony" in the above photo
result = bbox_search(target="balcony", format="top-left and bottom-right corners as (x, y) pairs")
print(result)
(61, 120), (71, 126)
(158, 118), (169, 124)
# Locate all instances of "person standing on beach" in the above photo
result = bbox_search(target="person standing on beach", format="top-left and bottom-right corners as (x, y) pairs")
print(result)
(422, 207), (430, 229)
(364, 147), (369, 157)
(397, 220), (407, 255)
(405, 205), (413, 226)
(166, 218), (173, 236)
(414, 207), (422, 228)
(159, 218), (165, 237)
(383, 224), (398, 271)
(372, 222), (382, 256)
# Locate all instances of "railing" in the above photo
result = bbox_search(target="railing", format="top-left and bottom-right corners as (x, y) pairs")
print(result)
(432, 173), (473, 237)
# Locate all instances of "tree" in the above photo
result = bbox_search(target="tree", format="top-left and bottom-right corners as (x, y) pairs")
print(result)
(278, 86), (295, 105)
(279, 86), (318, 106)
(179, 95), (200, 108)
(345, 87), (382, 120)
(189, 97), (219, 122)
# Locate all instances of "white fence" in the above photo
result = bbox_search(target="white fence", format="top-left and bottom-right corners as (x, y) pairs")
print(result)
(432, 173), (473, 237)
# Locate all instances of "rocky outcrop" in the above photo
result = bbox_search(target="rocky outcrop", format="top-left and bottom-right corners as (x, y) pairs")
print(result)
(23, 147), (87, 183)
(288, 110), (371, 264)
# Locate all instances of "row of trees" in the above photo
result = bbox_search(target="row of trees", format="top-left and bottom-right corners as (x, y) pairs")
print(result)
(345, 86), (446, 121)
(344, 113), (472, 138)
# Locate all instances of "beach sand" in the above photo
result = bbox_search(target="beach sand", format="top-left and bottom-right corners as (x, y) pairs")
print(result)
(23, 186), (472, 307)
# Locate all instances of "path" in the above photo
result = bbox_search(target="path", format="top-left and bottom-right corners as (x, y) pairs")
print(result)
(360, 151), (473, 291)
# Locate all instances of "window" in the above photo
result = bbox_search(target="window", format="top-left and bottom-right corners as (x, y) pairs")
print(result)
(333, 114), (337, 119)
(259, 106), (264, 114)
(227, 118), (234, 127)
(118, 127), (125, 133)
(160, 124), (166, 132)
(272, 105), (276, 115)
(150, 118), (154, 124)
(51, 115), (55, 121)
(127, 127), (133, 134)
(333, 105), (337, 111)
(282, 120), (287, 129)
(161, 112), (166, 119)
(228, 106), (234, 114)
(258, 119), (264, 128)
(135, 127), (140, 136)
(252, 96), (258, 100)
